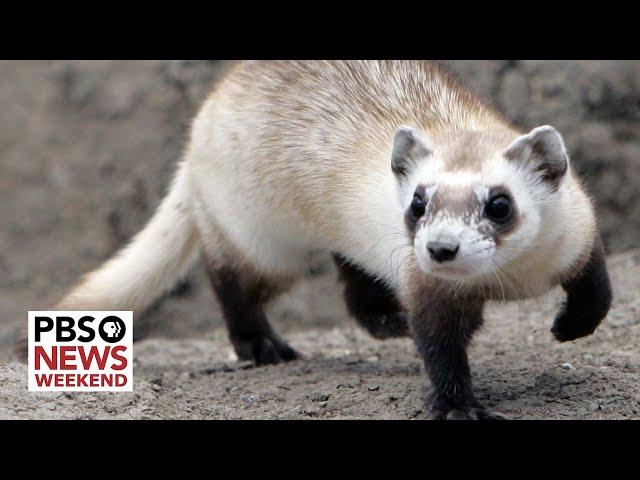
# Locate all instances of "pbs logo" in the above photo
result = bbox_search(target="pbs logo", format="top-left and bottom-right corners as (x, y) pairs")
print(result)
(99, 316), (126, 343)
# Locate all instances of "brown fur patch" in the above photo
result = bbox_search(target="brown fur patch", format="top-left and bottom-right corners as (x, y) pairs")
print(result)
(434, 129), (519, 172)
(431, 186), (483, 219)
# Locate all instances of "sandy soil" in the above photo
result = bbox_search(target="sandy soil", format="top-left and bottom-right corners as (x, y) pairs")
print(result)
(2, 249), (638, 420)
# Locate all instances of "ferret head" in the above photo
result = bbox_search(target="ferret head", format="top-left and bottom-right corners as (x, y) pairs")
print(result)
(392, 125), (570, 283)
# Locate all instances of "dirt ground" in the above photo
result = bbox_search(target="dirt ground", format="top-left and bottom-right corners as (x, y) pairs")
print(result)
(0, 61), (638, 419)
(1, 249), (639, 420)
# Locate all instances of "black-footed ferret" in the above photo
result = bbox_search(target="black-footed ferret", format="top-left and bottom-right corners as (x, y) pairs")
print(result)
(34, 61), (613, 419)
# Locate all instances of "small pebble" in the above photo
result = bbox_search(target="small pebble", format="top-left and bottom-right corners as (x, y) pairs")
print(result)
(561, 363), (575, 370)
(368, 385), (380, 392)
(238, 361), (254, 370)
(408, 408), (423, 419)
(590, 402), (601, 411)
(242, 394), (259, 405)
(310, 392), (330, 402)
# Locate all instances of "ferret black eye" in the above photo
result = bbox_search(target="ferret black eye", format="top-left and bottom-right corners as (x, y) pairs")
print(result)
(485, 195), (512, 223)
(410, 193), (426, 219)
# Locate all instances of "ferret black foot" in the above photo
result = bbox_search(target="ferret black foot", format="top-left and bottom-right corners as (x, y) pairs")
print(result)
(204, 261), (300, 367)
(551, 306), (601, 342)
(435, 407), (507, 421)
(426, 390), (507, 420)
(552, 234), (612, 343)
(232, 333), (300, 366)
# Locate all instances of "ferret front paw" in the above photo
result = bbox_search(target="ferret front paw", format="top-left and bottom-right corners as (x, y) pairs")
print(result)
(232, 334), (300, 366)
(430, 405), (507, 420)
(551, 304), (601, 342)
(433, 407), (507, 420)
(426, 391), (507, 420)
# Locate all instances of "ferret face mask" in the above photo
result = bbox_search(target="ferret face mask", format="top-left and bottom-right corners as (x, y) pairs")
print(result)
(392, 125), (569, 282)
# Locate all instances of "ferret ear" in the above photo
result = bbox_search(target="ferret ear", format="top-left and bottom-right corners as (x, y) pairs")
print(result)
(504, 125), (569, 189)
(391, 126), (432, 180)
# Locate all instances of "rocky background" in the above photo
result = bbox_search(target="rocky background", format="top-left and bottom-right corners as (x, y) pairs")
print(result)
(0, 61), (638, 419)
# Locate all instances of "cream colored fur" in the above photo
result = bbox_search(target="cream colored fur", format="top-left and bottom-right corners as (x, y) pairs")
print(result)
(55, 60), (596, 316)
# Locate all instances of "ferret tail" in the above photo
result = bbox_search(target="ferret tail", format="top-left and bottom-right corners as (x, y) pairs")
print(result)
(56, 160), (200, 313)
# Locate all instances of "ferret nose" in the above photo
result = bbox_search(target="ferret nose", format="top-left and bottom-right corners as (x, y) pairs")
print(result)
(427, 241), (459, 263)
